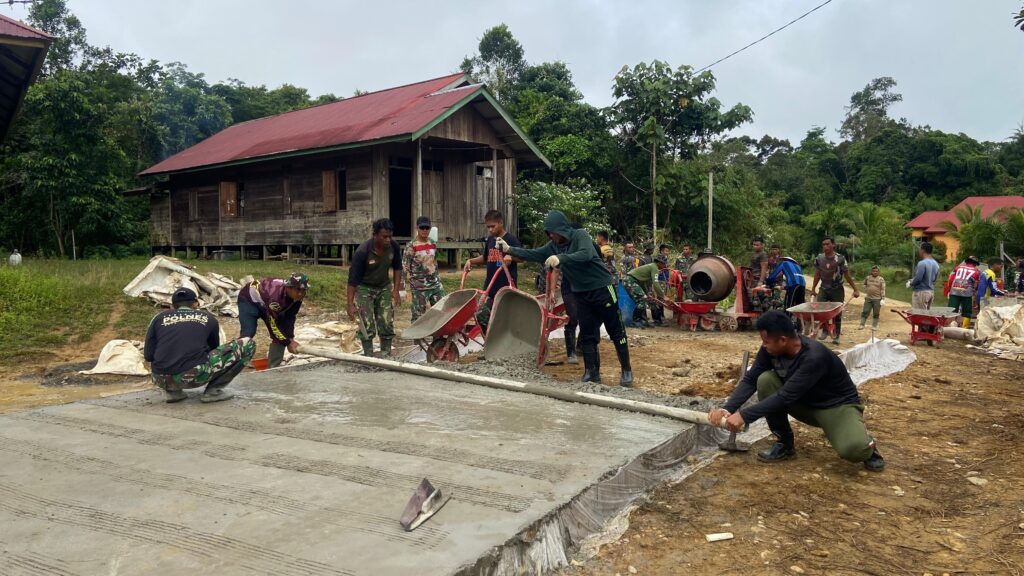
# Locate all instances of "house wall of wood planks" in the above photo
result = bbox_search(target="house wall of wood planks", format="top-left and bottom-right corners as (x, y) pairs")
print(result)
(149, 103), (521, 262)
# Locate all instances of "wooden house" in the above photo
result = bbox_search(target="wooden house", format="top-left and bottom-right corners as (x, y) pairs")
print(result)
(138, 73), (549, 262)
(0, 14), (50, 142)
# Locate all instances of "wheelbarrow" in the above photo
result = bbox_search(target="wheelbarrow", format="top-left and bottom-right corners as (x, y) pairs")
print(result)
(483, 268), (568, 366)
(650, 295), (719, 331)
(401, 262), (513, 362)
(892, 307), (959, 347)
(787, 301), (846, 339)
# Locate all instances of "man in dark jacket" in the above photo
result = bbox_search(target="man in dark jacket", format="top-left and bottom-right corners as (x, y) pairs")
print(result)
(708, 311), (884, 471)
(238, 272), (308, 367)
(146, 288), (255, 403)
(498, 210), (633, 386)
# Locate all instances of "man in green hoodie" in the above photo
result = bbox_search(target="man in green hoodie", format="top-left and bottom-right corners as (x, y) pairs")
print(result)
(497, 210), (633, 386)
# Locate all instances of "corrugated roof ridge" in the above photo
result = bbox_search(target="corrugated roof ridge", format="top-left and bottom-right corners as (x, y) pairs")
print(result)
(220, 72), (467, 128)
(0, 13), (53, 39)
(429, 82), (483, 96)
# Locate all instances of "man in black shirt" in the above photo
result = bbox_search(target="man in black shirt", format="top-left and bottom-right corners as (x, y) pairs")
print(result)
(708, 311), (885, 471)
(463, 209), (521, 334)
(144, 288), (255, 403)
(347, 218), (404, 357)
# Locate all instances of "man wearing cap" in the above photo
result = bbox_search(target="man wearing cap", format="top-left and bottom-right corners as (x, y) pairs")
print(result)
(625, 255), (669, 328)
(674, 243), (697, 301)
(348, 218), (403, 356)
(145, 288), (255, 403)
(404, 216), (445, 323)
(238, 272), (308, 368)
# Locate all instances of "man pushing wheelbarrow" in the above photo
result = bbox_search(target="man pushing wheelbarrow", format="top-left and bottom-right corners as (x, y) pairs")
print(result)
(496, 210), (634, 387)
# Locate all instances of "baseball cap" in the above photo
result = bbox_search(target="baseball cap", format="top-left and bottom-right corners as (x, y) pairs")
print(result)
(171, 287), (198, 307)
(416, 216), (431, 229)
(284, 272), (310, 290)
(965, 255), (980, 265)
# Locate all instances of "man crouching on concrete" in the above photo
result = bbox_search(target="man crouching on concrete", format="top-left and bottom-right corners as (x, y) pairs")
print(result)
(708, 311), (885, 472)
(145, 288), (255, 403)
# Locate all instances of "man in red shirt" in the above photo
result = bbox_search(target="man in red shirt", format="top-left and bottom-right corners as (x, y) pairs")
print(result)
(944, 256), (981, 328)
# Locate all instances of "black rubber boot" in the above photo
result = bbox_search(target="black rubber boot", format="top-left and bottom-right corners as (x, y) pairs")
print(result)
(565, 330), (578, 364)
(615, 342), (633, 387)
(380, 339), (393, 357)
(864, 439), (885, 472)
(581, 347), (601, 383)
(757, 434), (796, 463)
(360, 339), (374, 357)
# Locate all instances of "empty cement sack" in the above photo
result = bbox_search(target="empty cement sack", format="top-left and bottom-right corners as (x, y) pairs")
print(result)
(970, 304), (1024, 361)
(123, 255), (241, 317)
(80, 340), (149, 376)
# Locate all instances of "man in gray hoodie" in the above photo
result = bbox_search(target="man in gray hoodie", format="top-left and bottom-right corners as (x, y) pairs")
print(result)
(497, 211), (633, 386)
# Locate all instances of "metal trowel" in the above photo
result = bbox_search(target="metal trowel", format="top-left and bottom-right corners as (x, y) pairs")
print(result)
(400, 478), (451, 531)
(718, 351), (752, 452)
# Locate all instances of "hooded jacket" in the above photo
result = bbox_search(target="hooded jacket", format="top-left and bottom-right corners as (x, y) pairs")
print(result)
(507, 211), (613, 293)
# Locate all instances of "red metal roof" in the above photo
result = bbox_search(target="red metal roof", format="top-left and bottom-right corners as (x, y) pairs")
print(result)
(905, 210), (947, 229)
(911, 196), (1024, 234)
(141, 73), (478, 176)
(0, 13), (51, 41)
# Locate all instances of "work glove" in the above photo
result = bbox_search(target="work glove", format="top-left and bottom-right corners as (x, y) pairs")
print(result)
(905, 280), (912, 289)
(544, 255), (561, 268)
(495, 237), (510, 253)
(880, 298), (886, 306)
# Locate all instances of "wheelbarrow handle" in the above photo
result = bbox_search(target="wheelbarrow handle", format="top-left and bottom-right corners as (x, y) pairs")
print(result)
(461, 256), (516, 292)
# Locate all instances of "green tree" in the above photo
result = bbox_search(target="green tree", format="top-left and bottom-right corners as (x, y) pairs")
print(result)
(155, 63), (232, 158)
(938, 205), (1003, 260)
(1014, 5), (1024, 31)
(840, 77), (904, 141)
(514, 180), (610, 245)
(27, 0), (88, 75)
(460, 24), (526, 104)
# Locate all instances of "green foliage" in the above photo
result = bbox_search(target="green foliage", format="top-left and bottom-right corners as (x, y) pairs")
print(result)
(840, 77), (904, 141)
(514, 180), (610, 245)
(460, 24), (526, 104)
(938, 205), (1005, 260)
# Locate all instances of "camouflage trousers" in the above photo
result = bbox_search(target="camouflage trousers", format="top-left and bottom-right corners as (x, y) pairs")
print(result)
(356, 284), (395, 342)
(623, 276), (652, 312)
(151, 338), (256, 392)
(410, 285), (445, 323)
(476, 297), (493, 334)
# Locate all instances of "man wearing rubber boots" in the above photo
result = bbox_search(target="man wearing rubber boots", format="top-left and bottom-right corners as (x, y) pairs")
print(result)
(238, 272), (308, 368)
(146, 288), (255, 403)
(497, 210), (633, 387)
(624, 255), (668, 328)
(708, 311), (885, 472)
(348, 218), (403, 357)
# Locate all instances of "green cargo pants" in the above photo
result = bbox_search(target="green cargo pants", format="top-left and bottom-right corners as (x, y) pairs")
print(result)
(356, 284), (395, 342)
(757, 370), (873, 463)
(411, 285), (445, 323)
(151, 338), (256, 392)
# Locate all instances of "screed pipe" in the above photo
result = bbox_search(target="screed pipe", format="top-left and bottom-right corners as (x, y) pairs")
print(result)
(297, 344), (723, 427)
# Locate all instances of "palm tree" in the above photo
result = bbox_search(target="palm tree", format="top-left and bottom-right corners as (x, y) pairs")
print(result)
(999, 208), (1024, 256)
(939, 205), (1001, 259)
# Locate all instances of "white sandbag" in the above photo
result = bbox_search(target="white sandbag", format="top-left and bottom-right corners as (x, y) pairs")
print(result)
(80, 340), (149, 376)
(971, 304), (1024, 361)
(123, 256), (241, 317)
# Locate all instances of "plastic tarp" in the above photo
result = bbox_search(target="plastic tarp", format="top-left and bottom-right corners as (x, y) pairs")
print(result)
(464, 338), (916, 576)
(970, 304), (1024, 361)
(123, 256), (241, 317)
(79, 340), (149, 376)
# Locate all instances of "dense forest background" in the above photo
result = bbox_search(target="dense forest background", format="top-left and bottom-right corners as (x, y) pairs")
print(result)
(2, 1), (1023, 267)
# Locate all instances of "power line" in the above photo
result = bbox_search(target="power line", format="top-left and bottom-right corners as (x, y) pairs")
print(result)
(696, 0), (837, 73)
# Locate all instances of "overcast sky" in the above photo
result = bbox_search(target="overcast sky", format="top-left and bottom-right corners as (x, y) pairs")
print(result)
(6, 0), (1024, 144)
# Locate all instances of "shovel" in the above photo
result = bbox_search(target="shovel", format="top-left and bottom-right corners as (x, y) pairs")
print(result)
(399, 478), (451, 532)
(719, 351), (751, 452)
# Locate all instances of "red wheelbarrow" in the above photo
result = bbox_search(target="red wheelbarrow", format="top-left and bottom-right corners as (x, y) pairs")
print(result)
(483, 268), (568, 366)
(651, 296), (719, 331)
(787, 301), (846, 339)
(401, 263), (513, 362)
(892, 307), (959, 347)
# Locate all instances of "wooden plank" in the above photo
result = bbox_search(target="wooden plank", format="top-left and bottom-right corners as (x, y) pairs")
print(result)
(322, 169), (338, 212)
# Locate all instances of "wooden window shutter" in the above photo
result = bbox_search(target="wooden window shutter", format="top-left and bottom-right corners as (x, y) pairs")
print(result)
(219, 182), (238, 218)
(322, 170), (338, 212)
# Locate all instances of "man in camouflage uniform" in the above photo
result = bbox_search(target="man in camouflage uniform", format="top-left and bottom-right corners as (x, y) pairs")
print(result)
(620, 243), (640, 276)
(348, 218), (403, 356)
(145, 287), (255, 403)
(674, 242), (697, 301)
(404, 216), (445, 323)
(624, 255), (668, 328)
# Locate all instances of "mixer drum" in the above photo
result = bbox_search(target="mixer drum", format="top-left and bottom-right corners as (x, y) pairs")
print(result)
(687, 254), (736, 302)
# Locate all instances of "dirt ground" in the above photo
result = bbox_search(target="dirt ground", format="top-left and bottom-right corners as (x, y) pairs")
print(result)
(3, 294), (1023, 574)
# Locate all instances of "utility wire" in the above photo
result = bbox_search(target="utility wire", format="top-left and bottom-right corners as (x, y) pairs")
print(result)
(696, 0), (836, 73)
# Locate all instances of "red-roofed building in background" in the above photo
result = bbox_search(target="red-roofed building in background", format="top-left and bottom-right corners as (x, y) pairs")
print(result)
(137, 73), (549, 261)
(906, 196), (1024, 260)
(0, 13), (51, 142)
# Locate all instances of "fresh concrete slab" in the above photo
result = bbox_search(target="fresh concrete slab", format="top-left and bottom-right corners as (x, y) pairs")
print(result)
(0, 362), (689, 576)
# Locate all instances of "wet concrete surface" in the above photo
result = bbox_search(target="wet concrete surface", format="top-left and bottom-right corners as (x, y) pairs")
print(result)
(0, 362), (689, 575)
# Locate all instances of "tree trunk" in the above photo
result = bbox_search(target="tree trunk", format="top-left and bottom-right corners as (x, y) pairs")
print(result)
(49, 192), (65, 258)
(651, 141), (657, 239)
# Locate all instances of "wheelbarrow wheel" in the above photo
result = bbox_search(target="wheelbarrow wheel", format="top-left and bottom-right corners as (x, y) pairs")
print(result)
(700, 316), (718, 332)
(427, 338), (459, 363)
(718, 316), (738, 331)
